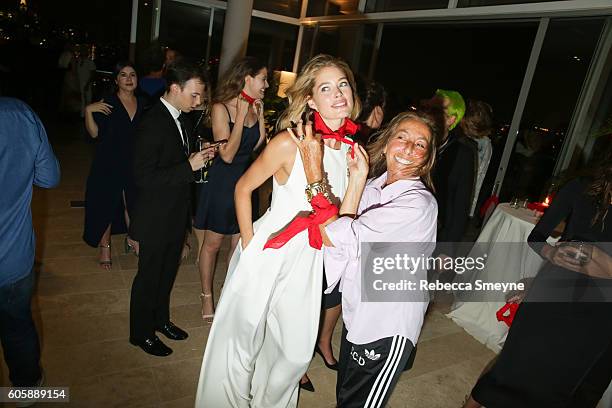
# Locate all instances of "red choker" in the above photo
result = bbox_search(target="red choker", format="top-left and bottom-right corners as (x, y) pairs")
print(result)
(240, 91), (256, 105)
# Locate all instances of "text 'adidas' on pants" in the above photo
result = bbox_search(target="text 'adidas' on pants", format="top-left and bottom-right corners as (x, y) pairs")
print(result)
(336, 327), (414, 408)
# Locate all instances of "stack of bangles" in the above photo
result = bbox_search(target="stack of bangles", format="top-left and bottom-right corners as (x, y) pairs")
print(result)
(264, 180), (338, 250)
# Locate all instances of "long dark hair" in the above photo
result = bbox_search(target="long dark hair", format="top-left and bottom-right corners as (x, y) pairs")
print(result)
(213, 56), (266, 104)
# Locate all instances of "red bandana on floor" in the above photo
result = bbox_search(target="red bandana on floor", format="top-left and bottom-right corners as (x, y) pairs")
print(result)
(496, 302), (519, 327)
(264, 193), (338, 250)
(240, 91), (256, 105)
(313, 111), (360, 158)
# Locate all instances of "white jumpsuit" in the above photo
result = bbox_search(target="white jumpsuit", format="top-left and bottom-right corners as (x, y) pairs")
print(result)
(195, 144), (348, 408)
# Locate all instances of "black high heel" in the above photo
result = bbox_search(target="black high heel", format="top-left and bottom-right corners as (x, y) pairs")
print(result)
(315, 345), (338, 371)
(299, 376), (315, 392)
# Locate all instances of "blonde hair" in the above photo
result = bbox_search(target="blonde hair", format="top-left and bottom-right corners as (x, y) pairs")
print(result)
(367, 111), (439, 192)
(276, 54), (361, 131)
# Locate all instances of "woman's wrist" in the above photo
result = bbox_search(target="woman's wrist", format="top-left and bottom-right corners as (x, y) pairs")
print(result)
(541, 244), (555, 261)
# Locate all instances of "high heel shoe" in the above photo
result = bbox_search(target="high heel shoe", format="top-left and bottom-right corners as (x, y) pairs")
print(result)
(98, 243), (112, 269)
(315, 345), (338, 371)
(200, 293), (214, 324)
(299, 376), (315, 392)
(124, 236), (139, 257)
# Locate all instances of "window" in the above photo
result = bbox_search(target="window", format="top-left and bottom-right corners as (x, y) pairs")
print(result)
(307, 0), (359, 17)
(365, 0), (448, 12)
(500, 18), (605, 201)
(458, 0), (570, 7)
(247, 17), (299, 72)
(254, 0), (302, 18)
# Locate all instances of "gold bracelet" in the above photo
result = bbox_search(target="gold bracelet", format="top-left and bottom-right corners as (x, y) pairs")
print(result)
(305, 179), (331, 202)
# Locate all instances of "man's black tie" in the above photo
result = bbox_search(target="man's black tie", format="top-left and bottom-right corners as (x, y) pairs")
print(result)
(178, 115), (190, 157)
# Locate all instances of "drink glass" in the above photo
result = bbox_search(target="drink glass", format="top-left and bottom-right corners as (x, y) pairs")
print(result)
(195, 137), (208, 184)
(559, 241), (593, 266)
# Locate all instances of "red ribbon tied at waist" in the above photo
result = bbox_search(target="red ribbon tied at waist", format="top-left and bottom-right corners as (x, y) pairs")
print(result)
(496, 302), (519, 327)
(264, 193), (338, 250)
(313, 111), (360, 158)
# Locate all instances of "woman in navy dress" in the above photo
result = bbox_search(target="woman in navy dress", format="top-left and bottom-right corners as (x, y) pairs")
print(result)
(83, 61), (144, 269)
(194, 57), (267, 322)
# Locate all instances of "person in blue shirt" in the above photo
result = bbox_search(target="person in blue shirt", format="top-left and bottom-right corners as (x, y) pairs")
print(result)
(0, 97), (60, 388)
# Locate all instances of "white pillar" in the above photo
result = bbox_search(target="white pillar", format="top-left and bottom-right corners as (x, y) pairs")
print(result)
(218, 0), (254, 79)
(151, 0), (162, 41)
(129, 0), (138, 62)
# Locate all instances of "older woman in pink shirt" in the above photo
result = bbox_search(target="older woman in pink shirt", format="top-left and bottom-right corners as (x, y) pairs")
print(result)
(288, 110), (438, 407)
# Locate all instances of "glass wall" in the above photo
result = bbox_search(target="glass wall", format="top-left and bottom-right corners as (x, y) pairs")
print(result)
(365, 0), (448, 12)
(159, 2), (225, 63)
(307, 0), (359, 17)
(458, 0), (570, 6)
(297, 23), (379, 76)
(254, 0), (302, 17)
(375, 22), (537, 119)
(247, 17), (298, 72)
(158, 1), (225, 79)
(500, 18), (605, 202)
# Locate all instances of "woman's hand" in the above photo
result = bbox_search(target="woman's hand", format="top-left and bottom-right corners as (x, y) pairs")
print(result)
(254, 99), (264, 120)
(241, 233), (253, 250)
(581, 245), (612, 279)
(347, 143), (369, 182)
(542, 243), (583, 273)
(236, 94), (250, 122)
(86, 99), (112, 115)
(287, 120), (323, 183)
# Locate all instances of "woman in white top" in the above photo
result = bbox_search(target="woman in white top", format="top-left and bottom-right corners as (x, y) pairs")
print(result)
(195, 54), (361, 408)
(289, 110), (439, 407)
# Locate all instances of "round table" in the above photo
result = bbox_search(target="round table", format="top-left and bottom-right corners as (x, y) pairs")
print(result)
(446, 203), (556, 352)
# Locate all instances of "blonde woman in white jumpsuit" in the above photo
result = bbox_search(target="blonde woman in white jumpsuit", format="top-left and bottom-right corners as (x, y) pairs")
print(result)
(195, 54), (362, 408)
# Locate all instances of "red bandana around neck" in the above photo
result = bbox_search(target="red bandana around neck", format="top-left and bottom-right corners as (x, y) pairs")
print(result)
(313, 111), (360, 158)
(240, 91), (256, 105)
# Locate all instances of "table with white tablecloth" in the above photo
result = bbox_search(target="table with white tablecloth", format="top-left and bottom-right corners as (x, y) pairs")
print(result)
(446, 203), (612, 407)
(446, 203), (555, 353)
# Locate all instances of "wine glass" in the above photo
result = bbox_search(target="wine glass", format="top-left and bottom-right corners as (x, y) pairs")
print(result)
(194, 137), (208, 184)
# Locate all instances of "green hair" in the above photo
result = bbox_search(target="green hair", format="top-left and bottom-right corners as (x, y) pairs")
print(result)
(435, 89), (465, 130)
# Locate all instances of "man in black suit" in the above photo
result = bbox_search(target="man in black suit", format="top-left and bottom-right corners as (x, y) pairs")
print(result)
(129, 61), (216, 356)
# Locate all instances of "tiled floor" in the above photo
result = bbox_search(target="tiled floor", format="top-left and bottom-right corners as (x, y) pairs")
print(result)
(0, 118), (496, 407)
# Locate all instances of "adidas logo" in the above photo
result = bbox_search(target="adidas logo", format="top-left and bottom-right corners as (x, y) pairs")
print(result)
(365, 349), (381, 361)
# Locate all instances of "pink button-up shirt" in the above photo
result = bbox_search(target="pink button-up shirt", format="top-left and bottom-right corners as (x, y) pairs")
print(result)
(324, 172), (438, 345)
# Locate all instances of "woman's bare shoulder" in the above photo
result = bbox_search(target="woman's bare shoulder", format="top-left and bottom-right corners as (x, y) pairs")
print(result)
(265, 130), (297, 157)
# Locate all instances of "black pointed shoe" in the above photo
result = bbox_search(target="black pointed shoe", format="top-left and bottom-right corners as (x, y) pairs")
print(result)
(315, 346), (338, 371)
(130, 336), (173, 357)
(299, 377), (315, 392)
(156, 322), (188, 340)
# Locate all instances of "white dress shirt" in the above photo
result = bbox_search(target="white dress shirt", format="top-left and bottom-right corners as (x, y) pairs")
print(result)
(160, 97), (188, 151)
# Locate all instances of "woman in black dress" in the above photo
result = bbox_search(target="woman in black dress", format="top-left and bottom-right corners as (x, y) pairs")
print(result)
(194, 57), (267, 322)
(83, 61), (144, 269)
(464, 153), (612, 408)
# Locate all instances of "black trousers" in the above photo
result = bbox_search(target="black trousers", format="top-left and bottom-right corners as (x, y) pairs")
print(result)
(129, 238), (183, 342)
(337, 326), (414, 408)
